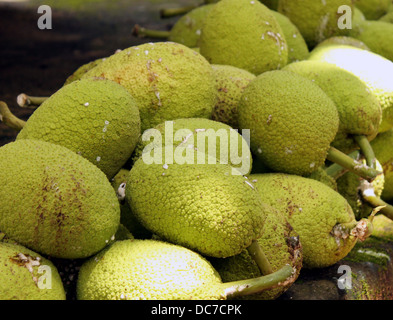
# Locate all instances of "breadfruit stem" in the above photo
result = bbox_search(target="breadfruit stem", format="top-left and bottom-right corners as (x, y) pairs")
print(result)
(17, 93), (47, 108)
(222, 264), (294, 299)
(246, 240), (273, 275)
(0, 101), (26, 131)
(132, 24), (170, 39)
(325, 150), (360, 179)
(360, 181), (393, 221)
(159, 5), (197, 18)
(326, 147), (381, 182)
(353, 135), (377, 169)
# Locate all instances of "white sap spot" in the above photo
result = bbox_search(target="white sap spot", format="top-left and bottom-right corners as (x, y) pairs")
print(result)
(96, 156), (101, 162)
(244, 180), (255, 189)
(145, 50), (149, 55)
(293, 34), (297, 38)
(310, 162), (315, 168)
(257, 148), (262, 154)
(163, 164), (169, 169)
(250, 1), (255, 3)
(84, 102), (89, 107)
(195, 29), (201, 35)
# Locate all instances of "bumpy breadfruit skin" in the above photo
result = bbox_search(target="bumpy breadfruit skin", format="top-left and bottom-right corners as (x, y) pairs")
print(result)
(0, 140), (120, 259)
(270, 10), (309, 63)
(77, 239), (225, 300)
(355, 0), (392, 20)
(283, 60), (382, 153)
(199, 0), (288, 75)
(0, 241), (66, 300)
(211, 65), (256, 129)
(82, 42), (216, 132)
(238, 70), (339, 176)
(278, 0), (354, 48)
(315, 36), (370, 51)
(17, 79), (141, 179)
(126, 154), (266, 258)
(168, 4), (215, 48)
(209, 205), (302, 300)
(308, 44), (393, 133)
(251, 173), (358, 269)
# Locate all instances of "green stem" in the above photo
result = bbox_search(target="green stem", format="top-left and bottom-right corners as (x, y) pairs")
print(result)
(326, 147), (381, 182)
(353, 135), (377, 169)
(246, 240), (273, 275)
(132, 24), (170, 39)
(0, 101), (26, 131)
(360, 183), (393, 221)
(159, 5), (197, 18)
(17, 93), (47, 108)
(325, 150), (360, 179)
(221, 265), (294, 299)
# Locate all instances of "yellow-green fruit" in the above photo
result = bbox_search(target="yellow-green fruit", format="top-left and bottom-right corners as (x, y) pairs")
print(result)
(0, 140), (120, 259)
(371, 129), (393, 201)
(353, 7), (367, 29)
(199, 0), (288, 75)
(17, 79), (141, 179)
(306, 166), (338, 191)
(168, 4), (215, 48)
(82, 42), (216, 132)
(283, 60), (382, 153)
(380, 11), (393, 23)
(210, 65), (255, 129)
(126, 152), (267, 258)
(209, 206), (302, 300)
(355, 0), (391, 20)
(77, 239), (225, 300)
(270, 10), (309, 63)
(132, 118), (253, 175)
(110, 169), (152, 239)
(278, 0), (354, 48)
(64, 58), (104, 85)
(238, 70), (339, 176)
(251, 173), (359, 268)
(314, 36), (370, 51)
(309, 44), (393, 133)
(0, 241), (66, 300)
(349, 20), (393, 61)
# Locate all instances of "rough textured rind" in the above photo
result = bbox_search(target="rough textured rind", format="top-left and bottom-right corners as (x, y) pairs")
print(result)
(0, 139), (120, 259)
(0, 241), (66, 300)
(355, 0), (392, 20)
(211, 65), (256, 129)
(306, 166), (338, 191)
(278, 0), (354, 48)
(314, 36), (370, 51)
(309, 44), (393, 133)
(199, 0), (288, 75)
(17, 78), (141, 179)
(82, 42), (216, 132)
(251, 173), (358, 268)
(126, 151), (267, 258)
(238, 70), (339, 176)
(283, 60), (382, 153)
(77, 239), (225, 300)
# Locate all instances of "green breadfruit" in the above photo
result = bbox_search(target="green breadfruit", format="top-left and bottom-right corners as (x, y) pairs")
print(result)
(270, 10), (309, 63)
(209, 205), (302, 300)
(308, 44), (393, 133)
(64, 58), (104, 85)
(82, 42), (216, 132)
(132, 118), (253, 175)
(371, 129), (393, 201)
(210, 64), (256, 129)
(355, 0), (392, 20)
(17, 78), (141, 179)
(278, 0), (354, 48)
(237, 70), (339, 176)
(349, 20), (393, 61)
(380, 11), (393, 23)
(283, 60), (382, 153)
(0, 139), (120, 259)
(250, 173), (363, 268)
(199, 0), (288, 75)
(168, 4), (215, 48)
(314, 36), (370, 51)
(0, 241), (66, 300)
(306, 166), (338, 191)
(125, 149), (267, 258)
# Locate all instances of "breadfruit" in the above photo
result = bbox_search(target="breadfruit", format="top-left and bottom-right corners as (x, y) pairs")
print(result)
(237, 70), (339, 176)
(250, 173), (363, 268)
(82, 42), (216, 132)
(314, 36), (370, 51)
(0, 241), (66, 300)
(306, 166), (338, 191)
(270, 10), (309, 63)
(125, 149), (267, 258)
(309, 44), (393, 133)
(64, 58), (104, 85)
(132, 118), (253, 175)
(355, 0), (392, 20)
(278, 0), (354, 48)
(0, 139), (120, 259)
(283, 60), (382, 153)
(380, 11), (393, 23)
(199, 0), (288, 75)
(16, 78), (141, 179)
(210, 65), (256, 129)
